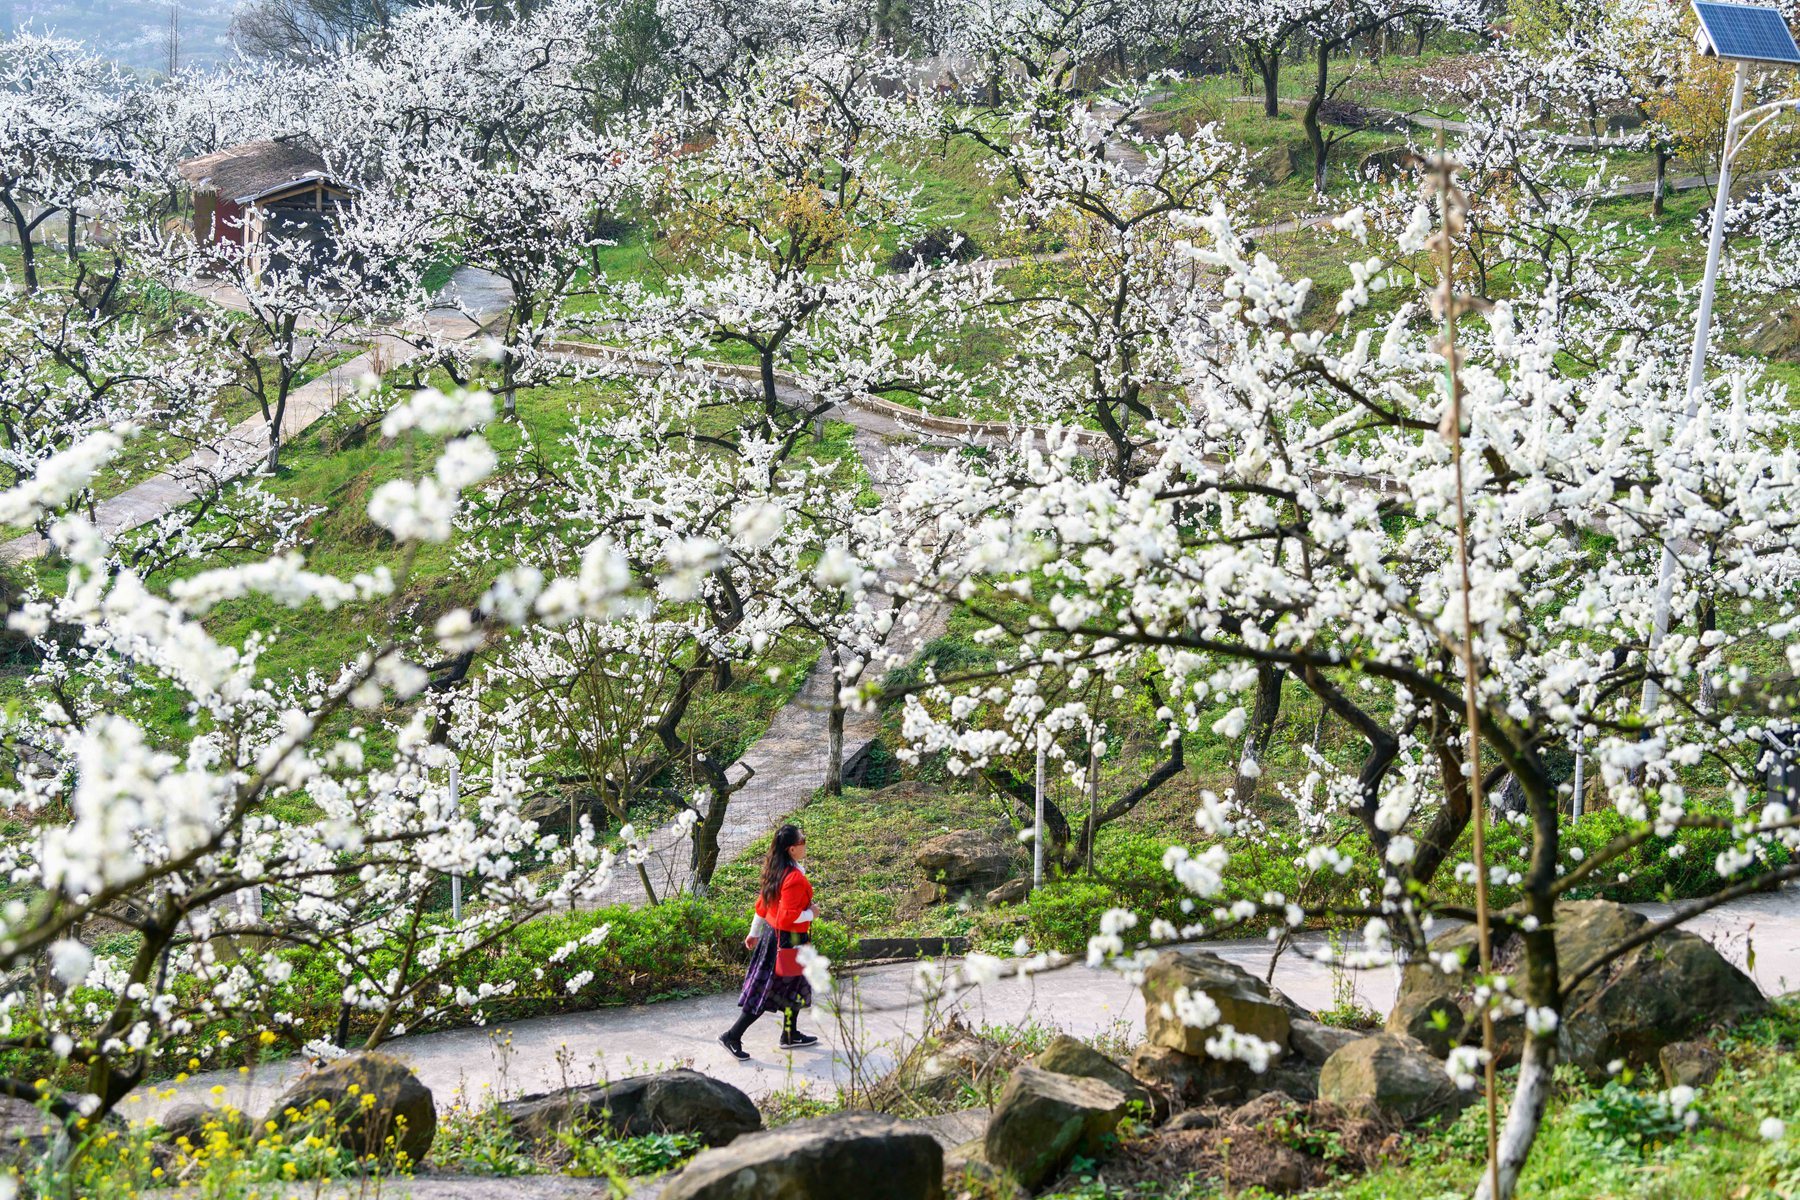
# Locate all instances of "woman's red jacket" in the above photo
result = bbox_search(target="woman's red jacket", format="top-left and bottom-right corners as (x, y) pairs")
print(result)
(754, 867), (814, 933)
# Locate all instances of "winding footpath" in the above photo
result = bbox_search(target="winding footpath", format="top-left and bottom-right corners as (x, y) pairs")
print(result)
(0, 269), (503, 565)
(19, 185), (1800, 1149)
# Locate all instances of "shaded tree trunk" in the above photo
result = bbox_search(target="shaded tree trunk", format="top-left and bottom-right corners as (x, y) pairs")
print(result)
(1246, 46), (1282, 118)
(826, 703), (845, 795)
(1304, 43), (1331, 195)
(1699, 596), (1717, 711)
(0, 190), (44, 293)
(1233, 664), (1283, 807)
(1477, 1033), (1556, 1200)
(1652, 144), (1672, 219)
(983, 765), (1070, 856)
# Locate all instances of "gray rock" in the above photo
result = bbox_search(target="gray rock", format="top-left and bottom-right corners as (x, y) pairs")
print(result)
(1388, 994), (1465, 1058)
(984, 877), (1031, 906)
(915, 830), (1013, 892)
(0, 1096), (57, 1167)
(984, 1064), (1128, 1191)
(662, 1112), (944, 1200)
(1226, 1091), (1300, 1128)
(1126, 1040), (1316, 1109)
(1388, 901), (1768, 1075)
(905, 1106), (990, 1152)
(501, 1069), (760, 1147)
(266, 1051), (436, 1165)
(1659, 1041), (1723, 1088)
(943, 1135), (1025, 1199)
(908, 880), (947, 910)
(1318, 1034), (1472, 1125)
(1288, 1019), (1362, 1067)
(159, 1100), (254, 1144)
(1034, 1035), (1163, 1119)
(1142, 950), (1293, 1059)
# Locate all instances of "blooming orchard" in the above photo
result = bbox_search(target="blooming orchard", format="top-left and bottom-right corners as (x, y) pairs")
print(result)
(0, 0), (1797, 1194)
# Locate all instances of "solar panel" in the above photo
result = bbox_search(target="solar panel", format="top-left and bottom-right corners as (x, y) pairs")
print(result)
(1692, 1), (1800, 66)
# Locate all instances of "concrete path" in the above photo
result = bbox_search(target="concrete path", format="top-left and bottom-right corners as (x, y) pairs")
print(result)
(138, 881), (1800, 1130)
(0, 267), (508, 564)
(1220, 94), (1638, 150)
(0, 346), (385, 563)
(582, 394), (950, 907)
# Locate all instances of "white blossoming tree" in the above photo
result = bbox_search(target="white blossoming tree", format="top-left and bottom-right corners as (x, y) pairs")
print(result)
(883, 164), (1800, 1196)
(0, 389), (637, 1143)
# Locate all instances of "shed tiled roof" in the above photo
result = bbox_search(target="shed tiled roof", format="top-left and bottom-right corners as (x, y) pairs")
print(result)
(176, 140), (348, 204)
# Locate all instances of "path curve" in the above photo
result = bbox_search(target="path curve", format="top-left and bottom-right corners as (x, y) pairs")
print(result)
(0, 266), (508, 565)
(139, 883), (1800, 1128)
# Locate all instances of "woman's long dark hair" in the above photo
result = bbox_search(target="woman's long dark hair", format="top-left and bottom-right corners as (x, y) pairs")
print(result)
(760, 825), (804, 907)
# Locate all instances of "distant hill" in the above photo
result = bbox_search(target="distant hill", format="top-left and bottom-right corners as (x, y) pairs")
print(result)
(0, 0), (239, 73)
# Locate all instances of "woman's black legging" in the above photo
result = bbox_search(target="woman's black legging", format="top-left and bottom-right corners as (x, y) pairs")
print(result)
(726, 1005), (801, 1040)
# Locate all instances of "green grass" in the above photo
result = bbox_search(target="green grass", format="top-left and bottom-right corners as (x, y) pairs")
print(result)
(1032, 1002), (1800, 1199)
(712, 782), (1029, 942)
(1304, 1004), (1800, 1200)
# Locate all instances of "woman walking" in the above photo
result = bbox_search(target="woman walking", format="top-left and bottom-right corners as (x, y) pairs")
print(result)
(719, 824), (819, 1059)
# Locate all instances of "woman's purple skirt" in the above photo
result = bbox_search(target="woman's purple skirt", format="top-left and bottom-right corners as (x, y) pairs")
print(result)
(738, 933), (813, 1015)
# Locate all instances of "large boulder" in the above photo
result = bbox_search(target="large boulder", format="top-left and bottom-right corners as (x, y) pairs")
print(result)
(1034, 1035), (1163, 1119)
(1288, 1019), (1362, 1067)
(1318, 1034), (1471, 1125)
(984, 1064), (1129, 1191)
(1387, 900), (1768, 1074)
(0, 1096), (56, 1168)
(662, 1112), (944, 1200)
(500, 1069), (759, 1146)
(1125, 1042), (1318, 1108)
(159, 1101), (254, 1145)
(943, 1137), (1026, 1200)
(1659, 1041), (1723, 1089)
(985, 878), (1031, 907)
(1142, 950), (1293, 1059)
(266, 1052), (436, 1165)
(915, 830), (1013, 893)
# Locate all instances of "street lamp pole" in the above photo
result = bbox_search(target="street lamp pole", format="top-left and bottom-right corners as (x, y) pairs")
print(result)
(1642, 61), (1747, 716)
(1642, 54), (1800, 715)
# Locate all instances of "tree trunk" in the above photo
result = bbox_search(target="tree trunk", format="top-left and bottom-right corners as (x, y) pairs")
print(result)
(686, 752), (737, 893)
(268, 369), (293, 473)
(1304, 43), (1331, 195)
(66, 207), (77, 262)
(826, 704), (845, 795)
(1, 192), (39, 293)
(1652, 144), (1671, 219)
(1256, 50), (1281, 118)
(1475, 1032), (1556, 1200)
(1699, 596), (1717, 711)
(1233, 664), (1283, 807)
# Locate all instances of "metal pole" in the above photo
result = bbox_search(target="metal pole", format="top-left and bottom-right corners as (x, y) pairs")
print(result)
(1033, 739), (1046, 887)
(450, 761), (463, 922)
(1571, 739), (1585, 820)
(1086, 739), (1099, 875)
(1644, 60), (1748, 716)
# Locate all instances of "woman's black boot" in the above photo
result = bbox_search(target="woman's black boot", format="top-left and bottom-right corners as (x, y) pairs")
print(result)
(779, 1008), (819, 1048)
(720, 1009), (757, 1061)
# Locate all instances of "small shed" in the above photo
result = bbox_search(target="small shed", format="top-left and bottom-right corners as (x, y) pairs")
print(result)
(176, 139), (355, 275)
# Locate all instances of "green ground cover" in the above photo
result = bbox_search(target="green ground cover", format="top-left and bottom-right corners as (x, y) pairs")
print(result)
(1034, 1000), (1800, 1198)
